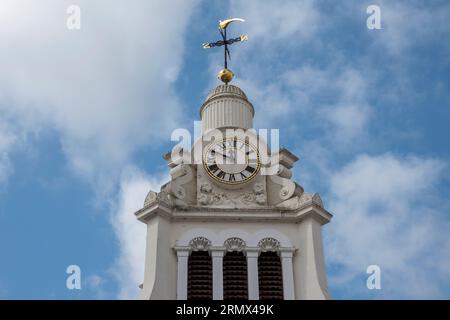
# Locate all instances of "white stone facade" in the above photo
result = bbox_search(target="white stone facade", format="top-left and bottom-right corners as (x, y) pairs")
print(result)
(136, 84), (332, 300)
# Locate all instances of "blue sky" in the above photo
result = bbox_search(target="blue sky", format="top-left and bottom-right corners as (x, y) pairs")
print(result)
(0, 0), (449, 299)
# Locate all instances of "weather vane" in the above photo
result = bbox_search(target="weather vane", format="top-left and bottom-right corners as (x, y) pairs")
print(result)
(203, 18), (248, 84)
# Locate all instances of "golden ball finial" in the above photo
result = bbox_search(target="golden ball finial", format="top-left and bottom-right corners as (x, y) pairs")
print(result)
(218, 68), (234, 84)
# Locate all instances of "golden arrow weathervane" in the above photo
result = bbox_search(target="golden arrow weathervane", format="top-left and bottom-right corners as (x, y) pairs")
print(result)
(203, 18), (248, 84)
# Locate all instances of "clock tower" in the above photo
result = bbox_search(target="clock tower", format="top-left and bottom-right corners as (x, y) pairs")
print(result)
(135, 18), (332, 300)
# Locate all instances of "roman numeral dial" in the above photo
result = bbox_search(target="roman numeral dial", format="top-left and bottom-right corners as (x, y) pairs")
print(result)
(203, 138), (261, 185)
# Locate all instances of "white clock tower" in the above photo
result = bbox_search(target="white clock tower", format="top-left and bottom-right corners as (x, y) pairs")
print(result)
(135, 18), (331, 300)
(135, 81), (332, 300)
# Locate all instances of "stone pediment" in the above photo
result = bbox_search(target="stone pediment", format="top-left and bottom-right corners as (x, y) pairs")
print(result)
(138, 83), (329, 219)
(141, 147), (326, 214)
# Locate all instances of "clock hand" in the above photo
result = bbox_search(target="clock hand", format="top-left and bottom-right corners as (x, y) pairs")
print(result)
(214, 151), (233, 164)
(214, 151), (228, 158)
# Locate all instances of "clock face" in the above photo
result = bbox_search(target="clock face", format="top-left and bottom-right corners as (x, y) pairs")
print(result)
(203, 138), (261, 185)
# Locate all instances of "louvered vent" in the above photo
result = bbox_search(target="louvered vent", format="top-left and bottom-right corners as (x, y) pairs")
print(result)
(187, 251), (212, 300)
(258, 252), (283, 300)
(223, 251), (248, 299)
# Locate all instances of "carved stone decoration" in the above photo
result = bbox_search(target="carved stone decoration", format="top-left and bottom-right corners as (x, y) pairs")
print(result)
(200, 183), (213, 194)
(198, 194), (210, 206)
(297, 193), (311, 207)
(258, 237), (281, 252)
(189, 237), (212, 251)
(239, 192), (256, 204)
(197, 177), (269, 208)
(143, 191), (157, 208)
(275, 197), (299, 210)
(297, 192), (324, 208)
(175, 187), (186, 199)
(276, 164), (293, 179)
(266, 161), (305, 207)
(268, 173), (296, 205)
(255, 194), (266, 205)
(224, 237), (246, 252)
(199, 182), (268, 207)
(312, 193), (324, 207)
(169, 164), (196, 206)
(253, 182), (267, 205)
(212, 193), (228, 205)
(157, 185), (174, 207)
(198, 183), (229, 206)
(253, 182), (264, 194)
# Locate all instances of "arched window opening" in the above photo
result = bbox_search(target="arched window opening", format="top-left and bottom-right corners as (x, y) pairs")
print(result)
(223, 237), (247, 299)
(258, 237), (283, 300)
(258, 251), (283, 300)
(187, 237), (212, 300)
(187, 251), (213, 300)
(223, 251), (248, 299)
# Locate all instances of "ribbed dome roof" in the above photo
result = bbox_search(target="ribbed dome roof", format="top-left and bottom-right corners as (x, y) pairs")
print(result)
(200, 84), (254, 131)
(205, 84), (248, 102)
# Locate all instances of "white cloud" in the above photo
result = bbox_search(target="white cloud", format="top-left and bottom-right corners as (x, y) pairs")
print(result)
(326, 153), (450, 298)
(1, 0), (448, 300)
(84, 274), (106, 299)
(229, 0), (319, 44)
(110, 167), (168, 299)
(236, 63), (373, 148)
(206, 0), (450, 300)
(211, 0), (373, 145)
(0, 120), (17, 186)
(201, 0), (323, 126)
(286, 66), (371, 147)
(375, 1), (450, 56)
(321, 103), (371, 146)
(0, 0), (198, 191)
(0, 0), (199, 298)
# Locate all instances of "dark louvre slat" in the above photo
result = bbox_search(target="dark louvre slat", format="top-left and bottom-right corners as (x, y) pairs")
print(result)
(258, 252), (284, 300)
(188, 251), (213, 300)
(223, 251), (248, 300)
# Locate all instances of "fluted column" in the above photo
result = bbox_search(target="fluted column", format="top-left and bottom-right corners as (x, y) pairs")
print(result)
(246, 249), (260, 300)
(176, 249), (190, 300)
(280, 250), (295, 300)
(211, 249), (224, 300)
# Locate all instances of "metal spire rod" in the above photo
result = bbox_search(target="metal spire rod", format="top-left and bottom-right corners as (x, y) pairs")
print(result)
(202, 18), (248, 84)
(224, 27), (227, 69)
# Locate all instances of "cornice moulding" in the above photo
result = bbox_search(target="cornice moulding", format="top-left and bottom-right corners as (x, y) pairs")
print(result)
(135, 201), (332, 225)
